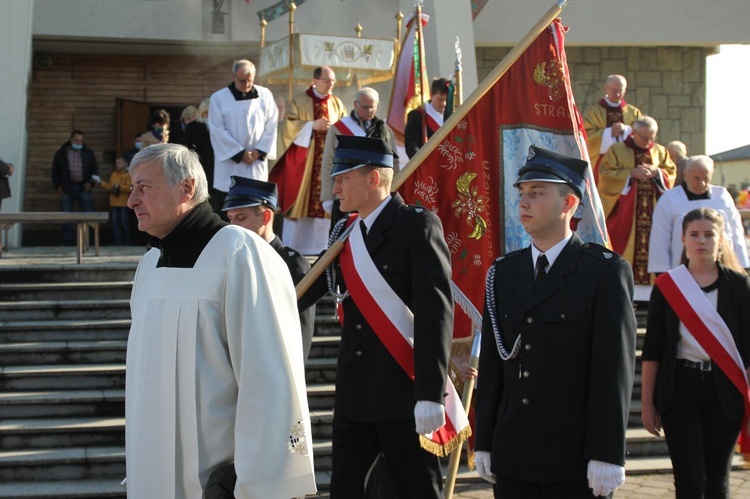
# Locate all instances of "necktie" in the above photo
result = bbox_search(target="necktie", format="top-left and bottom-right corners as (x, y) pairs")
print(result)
(535, 254), (548, 287)
(360, 220), (368, 240)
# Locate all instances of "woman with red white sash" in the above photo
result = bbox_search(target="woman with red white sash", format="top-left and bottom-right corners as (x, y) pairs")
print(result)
(642, 207), (750, 497)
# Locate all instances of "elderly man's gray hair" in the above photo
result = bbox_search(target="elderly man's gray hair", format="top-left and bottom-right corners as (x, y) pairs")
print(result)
(232, 59), (255, 75)
(129, 143), (209, 205)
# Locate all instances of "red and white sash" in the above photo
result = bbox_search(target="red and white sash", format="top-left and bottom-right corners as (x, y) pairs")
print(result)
(424, 103), (443, 135)
(337, 217), (471, 456)
(333, 116), (366, 137)
(656, 265), (750, 453)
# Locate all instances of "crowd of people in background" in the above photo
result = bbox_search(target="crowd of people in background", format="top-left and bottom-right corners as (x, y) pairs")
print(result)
(36, 59), (750, 498)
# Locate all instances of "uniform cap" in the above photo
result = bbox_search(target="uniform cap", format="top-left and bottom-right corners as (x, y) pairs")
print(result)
(331, 135), (394, 176)
(223, 176), (278, 211)
(513, 145), (588, 199)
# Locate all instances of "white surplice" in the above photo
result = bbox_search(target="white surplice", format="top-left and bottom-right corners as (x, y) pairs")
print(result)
(208, 85), (279, 190)
(125, 226), (315, 499)
(648, 184), (749, 273)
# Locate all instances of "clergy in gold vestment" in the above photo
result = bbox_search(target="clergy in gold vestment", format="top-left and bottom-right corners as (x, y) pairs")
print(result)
(272, 66), (347, 254)
(598, 117), (676, 301)
(582, 75), (642, 175)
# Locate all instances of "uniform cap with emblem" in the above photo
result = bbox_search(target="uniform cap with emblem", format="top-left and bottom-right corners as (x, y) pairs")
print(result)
(222, 175), (278, 211)
(331, 135), (395, 176)
(513, 145), (588, 199)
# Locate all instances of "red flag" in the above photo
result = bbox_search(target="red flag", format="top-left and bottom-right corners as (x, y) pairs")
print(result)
(386, 13), (430, 142)
(399, 20), (608, 343)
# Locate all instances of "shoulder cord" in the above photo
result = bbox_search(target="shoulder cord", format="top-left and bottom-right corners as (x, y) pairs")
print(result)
(486, 264), (522, 360)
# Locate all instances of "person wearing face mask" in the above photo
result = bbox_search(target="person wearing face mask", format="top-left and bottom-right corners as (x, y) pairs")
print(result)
(123, 133), (143, 164)
(51, 129), (100, 245)
(139, 109), (171, 148)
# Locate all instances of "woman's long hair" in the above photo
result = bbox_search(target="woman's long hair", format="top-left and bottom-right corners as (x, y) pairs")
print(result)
(680, 207), (744, 272)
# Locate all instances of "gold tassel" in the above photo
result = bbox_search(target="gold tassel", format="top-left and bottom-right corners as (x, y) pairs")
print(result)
(419, 425), (472, 457)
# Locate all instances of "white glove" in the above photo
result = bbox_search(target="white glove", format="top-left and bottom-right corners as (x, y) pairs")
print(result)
(587, 460), (624, 496)
(414, 400), (445, 434)
(322, 199), (334, 215)
(90, 175), (102, 184)
(474, 450), (496, 484)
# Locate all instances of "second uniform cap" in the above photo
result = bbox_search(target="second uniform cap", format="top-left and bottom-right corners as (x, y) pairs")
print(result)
(332, 135), (395, 176)
(513, 145), (588, 199)
(222, 176), (278, 211)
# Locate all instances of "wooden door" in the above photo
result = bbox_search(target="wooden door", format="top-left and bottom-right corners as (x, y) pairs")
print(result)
(116, 99), (150, 156)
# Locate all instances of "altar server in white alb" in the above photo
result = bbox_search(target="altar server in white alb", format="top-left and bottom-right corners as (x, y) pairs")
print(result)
(648, 155), (749, 274)
(208, 59), (278, 210)
(124, 143), (315, 498)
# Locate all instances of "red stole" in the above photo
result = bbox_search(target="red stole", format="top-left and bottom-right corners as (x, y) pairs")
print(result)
(307, 87), (330, 218)
(656, 266), (750, 454)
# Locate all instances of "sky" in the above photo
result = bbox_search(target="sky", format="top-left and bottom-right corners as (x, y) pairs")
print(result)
(705, 44), (750, 155)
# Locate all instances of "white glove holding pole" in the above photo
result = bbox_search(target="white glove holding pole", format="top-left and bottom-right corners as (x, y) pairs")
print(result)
(414, 400), (445, 434)
(587, 460), (624, 496)
(474, 450), (496, 484)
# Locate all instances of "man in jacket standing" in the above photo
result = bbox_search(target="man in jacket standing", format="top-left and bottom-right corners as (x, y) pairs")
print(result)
(51, 130), (99, 245)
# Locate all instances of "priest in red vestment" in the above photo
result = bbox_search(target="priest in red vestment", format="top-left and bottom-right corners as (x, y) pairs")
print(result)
(598, 116), (676, 301)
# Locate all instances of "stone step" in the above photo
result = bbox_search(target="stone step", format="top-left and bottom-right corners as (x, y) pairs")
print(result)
(0, 282), (134, 301)
(305, 358), (337, 384)
(0, 446), (125, 483)
(0, 341), (127, 366)
(624, 428), (668, 457)
(0, 364), (125, 391)
(0, 319), (131, 342)
(307, 383), (335, 410)
(0, 479), (126, 499)
(0, 300), (131, 321)
(0, 264), (137, 285)
(0, 389), (124, 419)
(0, 417), (124, 450)
(309, 335), (341, 359)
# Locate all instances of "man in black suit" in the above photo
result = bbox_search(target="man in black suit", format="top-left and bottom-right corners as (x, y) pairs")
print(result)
(403, 77), (449, 159)
(223, 175), (315, 361)
(475, 146), (637, 498)
(300, 135), (454, 498)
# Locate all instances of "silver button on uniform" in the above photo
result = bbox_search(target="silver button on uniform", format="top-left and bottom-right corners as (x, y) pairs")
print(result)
(522, 398), (529, 405)
(526, 317), (534, 324)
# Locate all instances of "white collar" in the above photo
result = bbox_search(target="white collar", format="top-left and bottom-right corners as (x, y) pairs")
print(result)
(359, 195), (392, 232)
(530, 232), (573, 272)
(604, 97), (622, 107)
(312, 87), (328, 99)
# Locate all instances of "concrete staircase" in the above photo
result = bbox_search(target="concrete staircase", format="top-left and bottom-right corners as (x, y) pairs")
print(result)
(0, 249), (694, 497)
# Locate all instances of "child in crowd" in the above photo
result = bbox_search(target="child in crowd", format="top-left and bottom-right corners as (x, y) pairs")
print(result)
(101, 156), (132, 245)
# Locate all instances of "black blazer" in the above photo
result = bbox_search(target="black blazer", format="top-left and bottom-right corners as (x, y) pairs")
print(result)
(300, 194), (453, 421)
(476, 234), (637, 482)
(643, 264), (750, 419)
(269, 235), (315, 361)
(404, 107), (439, 159)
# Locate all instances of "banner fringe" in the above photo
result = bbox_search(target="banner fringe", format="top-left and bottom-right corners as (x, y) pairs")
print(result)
(419, 425), (472, 457)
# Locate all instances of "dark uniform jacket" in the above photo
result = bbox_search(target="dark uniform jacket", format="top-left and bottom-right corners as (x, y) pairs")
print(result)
(476, 234), (637, 482)
(300, 194), (453, 421)
(643, 264), (750, 419)
(0, 160), (11, 201)
(51, 141), (99, 192)
(268, 235), (315, 361)
(404, 106), (440, 159)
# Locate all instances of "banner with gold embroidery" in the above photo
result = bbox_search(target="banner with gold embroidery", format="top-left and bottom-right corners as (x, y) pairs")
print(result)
(399, 20), (608, 346)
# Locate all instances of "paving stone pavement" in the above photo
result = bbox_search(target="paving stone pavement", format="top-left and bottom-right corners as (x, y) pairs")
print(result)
(448, 470), (750, 498)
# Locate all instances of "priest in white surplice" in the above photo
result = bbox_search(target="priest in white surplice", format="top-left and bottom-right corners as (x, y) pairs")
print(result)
(208, 59), (278, 212)
(648, 155), (749, 274)
(125, 144), (315, 498)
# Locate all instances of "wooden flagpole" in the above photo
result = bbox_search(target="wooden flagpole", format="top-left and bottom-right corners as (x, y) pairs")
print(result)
(296, 0), (570, 301)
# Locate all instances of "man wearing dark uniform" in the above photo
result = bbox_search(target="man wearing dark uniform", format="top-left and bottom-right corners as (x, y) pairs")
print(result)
(474, 146), (637, 498)
(223, 175), (315, 361)
(300, 135), (454, 498)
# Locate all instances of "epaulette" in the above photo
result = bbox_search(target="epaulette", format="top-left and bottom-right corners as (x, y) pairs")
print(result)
(581, 242), (619, 264)
(493, 248), (524, 265)
(401, 204), (430, 217)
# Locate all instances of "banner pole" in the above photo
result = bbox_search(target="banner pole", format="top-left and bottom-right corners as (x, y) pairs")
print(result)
(295, 0), (571, 313)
